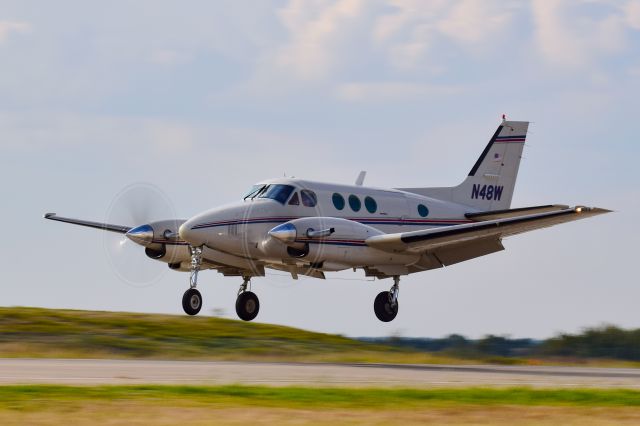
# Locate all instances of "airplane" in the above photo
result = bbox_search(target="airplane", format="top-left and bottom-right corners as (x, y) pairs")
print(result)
(45, 118), (610, 322)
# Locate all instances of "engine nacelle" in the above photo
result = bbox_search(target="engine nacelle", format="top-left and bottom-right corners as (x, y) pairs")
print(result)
(264, 217), (418, 269)
(127, 219), (189, 263)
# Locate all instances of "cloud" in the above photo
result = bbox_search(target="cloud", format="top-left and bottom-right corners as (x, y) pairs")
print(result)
(335, 81), (462, 101)
(0, 20), (31, 43)
(626, 0), (640, 29)
(274, 0), (365, 80)
(531, 0), (630, 68)
(436, 0), (514, 45)
(372, 0), (515, 69)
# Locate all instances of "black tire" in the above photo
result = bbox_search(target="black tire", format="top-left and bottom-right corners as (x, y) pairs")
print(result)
(182, 288), (202, 316)
(236, 291), (260, 321)
(374, 291), (398, 322)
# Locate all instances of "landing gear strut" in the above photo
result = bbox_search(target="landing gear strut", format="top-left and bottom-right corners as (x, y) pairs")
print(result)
(235, 276), (259, 321)
(374, 276), (400, 322)
(182, 246), (203, 316)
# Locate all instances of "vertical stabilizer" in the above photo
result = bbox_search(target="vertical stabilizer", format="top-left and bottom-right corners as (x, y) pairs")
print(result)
(399, 120), (529, 211)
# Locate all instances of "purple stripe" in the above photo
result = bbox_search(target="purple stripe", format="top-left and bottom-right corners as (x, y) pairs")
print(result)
(192, 217), (470, 230)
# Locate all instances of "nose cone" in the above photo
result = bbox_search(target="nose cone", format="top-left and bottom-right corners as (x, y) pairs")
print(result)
(268, 223), (297, 243)
(179, 220), (205, 246)
(126, 224), (154, 246)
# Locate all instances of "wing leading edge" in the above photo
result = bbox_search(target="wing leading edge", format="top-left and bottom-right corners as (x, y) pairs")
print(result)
(366, 206), (611, 255)
(44, 213), (131, 234)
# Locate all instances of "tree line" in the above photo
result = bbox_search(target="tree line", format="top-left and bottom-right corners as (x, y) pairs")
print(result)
(360, 325), (640, 361)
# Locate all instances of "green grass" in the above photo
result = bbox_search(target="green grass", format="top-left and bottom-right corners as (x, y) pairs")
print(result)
(1, 307), (638, 367)
(1, 385), (639, 410)
(0, 307), (441, 363)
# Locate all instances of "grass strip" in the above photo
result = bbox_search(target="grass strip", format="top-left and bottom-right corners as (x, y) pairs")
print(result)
(0, 385), (639, 409)
(3, 307), (640, 367)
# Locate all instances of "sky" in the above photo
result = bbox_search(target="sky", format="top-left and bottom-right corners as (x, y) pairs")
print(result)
(1, 0), (639, 338)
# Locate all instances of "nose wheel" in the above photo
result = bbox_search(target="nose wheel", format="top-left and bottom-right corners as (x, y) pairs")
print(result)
(374, 276), (400, 322)
(182, 288), (202, 315)
(182, 246), (204, 316)
(236, 277), (259, 321)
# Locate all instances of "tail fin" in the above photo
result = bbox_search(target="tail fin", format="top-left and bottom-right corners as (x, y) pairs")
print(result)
(400, 120), (529, 211)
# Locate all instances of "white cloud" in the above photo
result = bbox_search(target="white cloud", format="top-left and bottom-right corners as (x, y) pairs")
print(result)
(275, 0), (365, 80)
(626, 0), (640, 29)
(373, 1), (448, 69)
(335, 81), (462, 101)
(436, 0), (514, 45)
(0, 20), (31, 43)
(531, 0), (629, 68)
(372, 0), (514, 69)
(373, 0), (447, 42)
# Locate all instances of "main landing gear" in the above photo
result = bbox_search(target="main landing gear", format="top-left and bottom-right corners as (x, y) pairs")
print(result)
(374, 276), (400, 322)
(181, 247), (260, 321)
(236, 277), (259, 322)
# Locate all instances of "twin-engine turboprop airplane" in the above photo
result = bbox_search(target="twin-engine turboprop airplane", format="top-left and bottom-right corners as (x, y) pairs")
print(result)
(45, 119), (609, 322)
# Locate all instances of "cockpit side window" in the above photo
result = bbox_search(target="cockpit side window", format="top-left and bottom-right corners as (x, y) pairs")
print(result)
(288, 192), (300, 205)
(258, 184), (295, 204)
(301, 190), (317, 207)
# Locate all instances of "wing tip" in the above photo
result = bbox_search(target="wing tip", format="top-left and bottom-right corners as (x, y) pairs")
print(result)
(44, 212), (56, 219)
(574, 206), (613, 214)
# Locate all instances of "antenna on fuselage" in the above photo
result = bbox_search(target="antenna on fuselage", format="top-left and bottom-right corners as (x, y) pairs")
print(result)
(355, 171), (366, 186)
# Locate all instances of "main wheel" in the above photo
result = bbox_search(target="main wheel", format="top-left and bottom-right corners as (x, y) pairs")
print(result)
(374, 291), (398, 322)
(236, 291), (259, 321)
(182, 288), (202, 315)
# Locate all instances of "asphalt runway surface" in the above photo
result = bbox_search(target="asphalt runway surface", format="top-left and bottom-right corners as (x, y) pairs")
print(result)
(1, 359), (639, 388)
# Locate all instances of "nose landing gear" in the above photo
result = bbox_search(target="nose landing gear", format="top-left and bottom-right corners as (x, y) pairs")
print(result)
(374, 275), (400, 322)
(182, 288), (202, 315)
(182, 246), (203, 316)
(236, 277), (260, 321)
(180, 248), (260, 321)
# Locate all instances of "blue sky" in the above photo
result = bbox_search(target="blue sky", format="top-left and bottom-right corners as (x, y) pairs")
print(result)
(1, 0), (639, 338)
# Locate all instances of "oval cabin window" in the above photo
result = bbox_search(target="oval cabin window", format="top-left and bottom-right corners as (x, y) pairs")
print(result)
(332, 193), (345, 210)
(417, 204), (429, 217)
(364, 196), (377, 213)
(348, 195), (361, 212)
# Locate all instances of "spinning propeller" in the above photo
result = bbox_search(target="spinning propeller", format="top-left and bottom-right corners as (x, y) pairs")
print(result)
(102, 183), (178, 287)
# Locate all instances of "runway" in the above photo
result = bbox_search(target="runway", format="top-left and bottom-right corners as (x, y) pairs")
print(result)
(0, 359), (639, 388)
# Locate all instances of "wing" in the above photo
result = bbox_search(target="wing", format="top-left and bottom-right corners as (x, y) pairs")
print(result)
(44, 213), (131, 234)
(366, 206), (611, 257)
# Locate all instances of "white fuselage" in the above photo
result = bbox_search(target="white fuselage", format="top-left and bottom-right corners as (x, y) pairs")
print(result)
(176, 178), (477, 275)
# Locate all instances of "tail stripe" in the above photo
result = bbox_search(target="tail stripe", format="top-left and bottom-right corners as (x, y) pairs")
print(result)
(468, 125), (503, 177)
(495, 135), (526, 143)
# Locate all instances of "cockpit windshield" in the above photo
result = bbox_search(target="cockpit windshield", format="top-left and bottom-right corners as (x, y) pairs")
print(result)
(257, 184), (295, 204)
(243, 184), (265, 200)
(243, 184), (295, 204)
